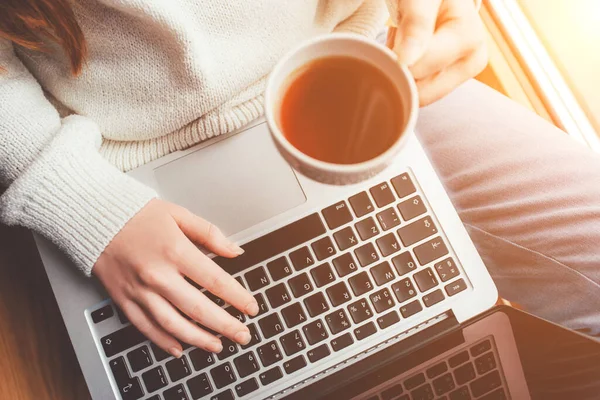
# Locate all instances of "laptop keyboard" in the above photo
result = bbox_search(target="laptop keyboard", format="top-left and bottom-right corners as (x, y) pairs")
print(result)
(88, 170), (470, 400)
(363, 337), (507, 400)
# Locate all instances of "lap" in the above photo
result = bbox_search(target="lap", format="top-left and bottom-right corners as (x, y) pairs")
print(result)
(417, 79), (600, 335)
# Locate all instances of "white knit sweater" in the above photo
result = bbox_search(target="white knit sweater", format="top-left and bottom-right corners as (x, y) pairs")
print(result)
(0, 0), (387, 275)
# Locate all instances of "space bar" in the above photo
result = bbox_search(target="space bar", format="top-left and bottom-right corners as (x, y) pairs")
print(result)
(213, 213), (326, 276)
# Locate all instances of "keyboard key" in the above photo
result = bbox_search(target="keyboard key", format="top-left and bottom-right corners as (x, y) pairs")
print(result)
(217, 337), (239, 360)
(405, 373), (426, 390)
(400, 300), (423, 318)
(397, 216), (438, 247)
(142, 366), (168, 393)
(445, 279), (467, 297)
(258, 313), (285, 339)
(423, 289), (445, 307)
(410, 383), (434, 400)
(332, 252), (359, 277)
(455, 362), (476, 385)
(302, 319), (329, 345)
(304, 292), (330, 317)
(225, 305), (246, 323)
(116, 307), (129, 324)
(435, 258), (460, 282)
(151, 343), (171, 362)
(311, 262), (336, 287)
(349, 191), (375, 217)
(284, 355), (307, 374)
(101, 325), (146, 358)
(426, 361), (448, 379)
(189, 348), (215, 371)
(376, 234), (401, 257)
(288, 273), (314, 298)
(449, 386), (471, 400)
(213, 213), (325, 276)
(244, 266), (270, 292)
(414, 237), (449, 265)
(210, 362), (236, 389)
(235, 378), (259, 397)
(211, 389), (234, 400)
(354, 242), (379, 267)
(433, 373), (456, 396)
(355, 217), (380, 240)
(241, 323), (262, 350)
(235, 276), (246, 289)
(391, 173), (416, 198)
(376, 208), (401, 231)
(280, 330), (306, 356)
(349, 271), (374, 296)
(370, 261), (395, 286)
(265, 283), (292, 308)
(259, 366), (283, 386)
(281, 302), (308, 328)
(370, 182), (395, 207)
(166, 356), (192, 382)
(257, 341), (283, 367)
(127, 345), (153, 373)
(187, 373), (213, 399)
(253, 293), (269, 318)
(354, 321), (377, 340)
(470, 370), (502, 397)
(333, 226), (359, 251)
(163, 384), (189, 400)
(370, 288), (395, 313)
(381, 384), (404, 400)
(204, 291), (226, 307)
(289, 246), (315, 271)
(391, 278), (417, 303)
(398, 195), (427, 221)
(347, 298), (374, 324)
(312, 236), (337, 261)
(470, 339), (492, 357)
(449, 351), (469, 368)
(109, 357), (144, 400)
(414, 268), (439, 292)
(481, 388), (507, 400)
(91, 305), (114, 324)
(326, 281), (352, 307)
(267, 257), (293, 281)
(475, 352), (497, 375)
(233, 351), (260, 378)
(391, 252), (417, 276)
(331, 332), (354, 352)
(325, 309), (351, 334)
(322, 201), (353, 230)
(307, 343), (331, 363)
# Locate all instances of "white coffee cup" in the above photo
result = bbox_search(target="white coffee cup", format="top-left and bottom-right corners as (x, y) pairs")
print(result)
(264, 33), (418, 185)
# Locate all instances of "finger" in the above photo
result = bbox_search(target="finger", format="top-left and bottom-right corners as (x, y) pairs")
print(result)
(179, 240), (259, 316)
(139, 290), (224, 353)
(168, 203), (244, 258)
(120, 299), (184, 358)
(410, 6), (484, 80)
(157, 274), (253, 345)
(417, 45), (488, 106)
(390, 0), (443, 65)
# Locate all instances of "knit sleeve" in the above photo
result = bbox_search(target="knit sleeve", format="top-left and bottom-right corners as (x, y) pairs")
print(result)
(0, 40), (157, 276)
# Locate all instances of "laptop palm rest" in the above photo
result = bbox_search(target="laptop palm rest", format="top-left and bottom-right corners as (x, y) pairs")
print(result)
(153, 124), (307, 236)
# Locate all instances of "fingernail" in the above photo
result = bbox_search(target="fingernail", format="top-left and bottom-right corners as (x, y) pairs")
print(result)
(228, 243), (245, 255)
(399, 37), (423, 65)
(245, 302), (259, 317)
(169, 347), (183, 358)
(209, 340), (223, 353)
(234, 330), (252, 345)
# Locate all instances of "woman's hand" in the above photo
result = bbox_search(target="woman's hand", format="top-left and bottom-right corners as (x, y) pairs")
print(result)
(386, 0), (487, 106)
(93, 199), (258, 357)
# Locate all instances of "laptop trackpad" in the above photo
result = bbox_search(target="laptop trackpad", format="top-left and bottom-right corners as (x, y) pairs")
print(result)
(153, 124), (307, 237)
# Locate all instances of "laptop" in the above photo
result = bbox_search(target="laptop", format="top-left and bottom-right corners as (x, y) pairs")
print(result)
(33, 117), (498, 400)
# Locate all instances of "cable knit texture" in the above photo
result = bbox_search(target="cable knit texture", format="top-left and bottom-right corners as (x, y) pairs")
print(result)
(0, 0), (387, 275)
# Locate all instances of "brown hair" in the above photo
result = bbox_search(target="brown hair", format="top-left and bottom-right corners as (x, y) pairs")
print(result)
(0, 0), (87, 74)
